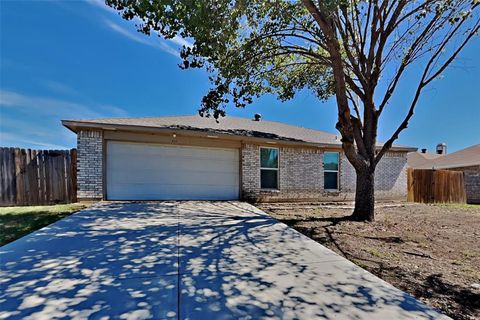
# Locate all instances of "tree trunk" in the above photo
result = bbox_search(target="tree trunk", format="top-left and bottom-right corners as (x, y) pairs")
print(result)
(351, 167), (375, 222)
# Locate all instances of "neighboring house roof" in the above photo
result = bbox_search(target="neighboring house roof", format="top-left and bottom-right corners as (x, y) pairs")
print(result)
(62, 115), (416, 151)
(407, 152), (444, 168)
(408, 144), (480, 169)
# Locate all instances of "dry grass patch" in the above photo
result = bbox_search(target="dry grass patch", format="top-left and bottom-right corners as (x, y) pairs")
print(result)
(258, 202), (480, 320)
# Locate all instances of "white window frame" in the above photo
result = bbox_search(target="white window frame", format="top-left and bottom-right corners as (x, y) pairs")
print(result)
(323, 151), (339, 191)
(260, 147), (279, 190)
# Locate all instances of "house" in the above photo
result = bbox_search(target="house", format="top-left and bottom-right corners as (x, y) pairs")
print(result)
(408, 144), (480, 204)
(62, 115), (416, 202)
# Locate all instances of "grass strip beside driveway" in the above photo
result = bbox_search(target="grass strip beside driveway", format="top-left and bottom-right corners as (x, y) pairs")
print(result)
(0, 203), (87, 246)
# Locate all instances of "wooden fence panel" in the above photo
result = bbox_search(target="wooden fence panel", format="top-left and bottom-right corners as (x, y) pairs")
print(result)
(56, 151), (66, 203)
(407, 168), (466, 204)
(50, 151), (58, 203)
(71, 149), (77, 202)
(37, 150), (46, 204)
(0, 148), (77, 206)
(0, 148), (16, 205)
(44, 150), (53, 204)
(66, 149), (77, 203)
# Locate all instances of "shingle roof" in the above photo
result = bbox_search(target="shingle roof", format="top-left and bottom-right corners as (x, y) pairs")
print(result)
(62, 115), (415, 151)
(408, 144), (480, 169)
(407, 152), (444, 168)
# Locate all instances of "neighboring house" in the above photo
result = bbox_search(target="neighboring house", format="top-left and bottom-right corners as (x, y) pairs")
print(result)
(407, 151), (444, 169)
(62, 115), (416, 202)
(408, 144), (480, 204)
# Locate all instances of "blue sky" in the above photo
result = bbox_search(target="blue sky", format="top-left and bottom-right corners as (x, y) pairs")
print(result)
(1, 0), (479, 152)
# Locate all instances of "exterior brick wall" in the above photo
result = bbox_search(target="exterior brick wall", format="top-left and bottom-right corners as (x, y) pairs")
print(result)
(77, 130), (103, 199)
(242, 143), (408, 202)
(451, 165), (480, 204)
(340, 152), (408, 200)
(242, 145), (327, 201)
(75, 130), (409, 202)
(241, 143), (260, 199)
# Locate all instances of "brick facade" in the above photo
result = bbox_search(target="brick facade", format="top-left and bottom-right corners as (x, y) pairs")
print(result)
(241, 144), (408, 202)
(77, 130), (103, 200)
(340, 152), (408, 200)
(451, 165), (480, 204)
(241, 144), (327, 201)
(76, 131), (409, 202)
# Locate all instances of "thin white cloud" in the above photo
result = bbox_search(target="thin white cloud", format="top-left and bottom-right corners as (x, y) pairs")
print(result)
(0, 132), (69, 149)
(85, 0), (193, 55)
(98, 104), (129, 117)
(0, 89), (127, 119)
(43, 80), (79, 96)
(85, 0), (116, 14)
(104, 19), (179, 57)
(171, 35), (193, 48)
(0, 89), (129, 149)
(105, 20), (149, 45)
(0, 113), (77, 148)
(0, 116), (56, 139)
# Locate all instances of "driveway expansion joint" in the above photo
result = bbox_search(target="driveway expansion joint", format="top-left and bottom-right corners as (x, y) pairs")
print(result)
(0, 201), (450, 320)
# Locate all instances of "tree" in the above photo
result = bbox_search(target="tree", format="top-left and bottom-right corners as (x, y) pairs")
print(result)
(107, 0), (479, 221)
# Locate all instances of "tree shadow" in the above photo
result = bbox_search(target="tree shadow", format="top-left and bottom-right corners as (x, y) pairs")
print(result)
(0, 201), (447, 319)
(412, 273), (479, 319)
(272, 209), (477, 319)
(0, 211), (74, 246)
(280, 215), (353, 229)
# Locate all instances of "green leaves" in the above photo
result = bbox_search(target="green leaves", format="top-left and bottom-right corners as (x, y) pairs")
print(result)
(105, 0), (479, 122)
(106, 0), (332, 118)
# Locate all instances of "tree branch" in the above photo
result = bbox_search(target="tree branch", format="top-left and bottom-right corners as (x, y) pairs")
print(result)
(375, 18), (480, 164)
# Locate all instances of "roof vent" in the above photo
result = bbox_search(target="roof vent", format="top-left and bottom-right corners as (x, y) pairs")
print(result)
(253, 113), (262, 121)
(436, 143), (447, 155)
(421, 148), (427, 153)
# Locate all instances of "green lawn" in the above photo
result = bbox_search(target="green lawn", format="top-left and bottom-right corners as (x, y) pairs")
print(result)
(0, 203), (88, 246)
(435, 203), (480, 210)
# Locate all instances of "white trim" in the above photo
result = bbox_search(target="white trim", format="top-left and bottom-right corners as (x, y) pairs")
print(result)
(323, 151), (339, 191)
(260, 146), (279, 190)
(105, 140), (240, 200)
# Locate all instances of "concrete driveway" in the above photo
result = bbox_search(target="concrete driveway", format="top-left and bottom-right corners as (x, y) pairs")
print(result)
(0, 202), (448, 319)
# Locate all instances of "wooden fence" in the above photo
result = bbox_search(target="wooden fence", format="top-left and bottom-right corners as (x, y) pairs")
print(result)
(407, 168), (466, 204)
(0, 148), (77, 206)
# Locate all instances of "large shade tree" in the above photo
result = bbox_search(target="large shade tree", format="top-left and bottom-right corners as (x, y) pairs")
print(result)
(107, 0), (479, 221)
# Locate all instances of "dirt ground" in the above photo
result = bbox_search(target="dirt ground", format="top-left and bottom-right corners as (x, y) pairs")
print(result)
(258, 202), (480, 320)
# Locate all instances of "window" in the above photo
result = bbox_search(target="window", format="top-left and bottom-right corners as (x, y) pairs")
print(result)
(323, 152), (339, 190)
(260, 147), (279, 189)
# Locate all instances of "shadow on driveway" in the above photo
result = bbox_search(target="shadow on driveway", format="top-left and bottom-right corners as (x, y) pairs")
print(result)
(0, 202), (449, 319)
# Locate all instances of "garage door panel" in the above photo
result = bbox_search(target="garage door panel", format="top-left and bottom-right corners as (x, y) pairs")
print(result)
(108, 157), (237, 174)
(107, 185), (237, 200)
(106, 141), (240, 200)
(110, 172), (238, 186)
(111, 143), (236, 159)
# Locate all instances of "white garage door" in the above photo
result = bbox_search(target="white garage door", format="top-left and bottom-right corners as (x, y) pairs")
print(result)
(106, 141), (240, 200)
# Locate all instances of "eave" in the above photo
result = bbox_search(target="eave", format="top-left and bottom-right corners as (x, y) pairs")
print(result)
(62, 120), (417, 152)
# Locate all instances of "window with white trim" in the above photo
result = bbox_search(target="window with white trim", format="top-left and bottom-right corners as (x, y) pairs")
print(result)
(260, 147), (279, 189)
(323, 152), (339, 190)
